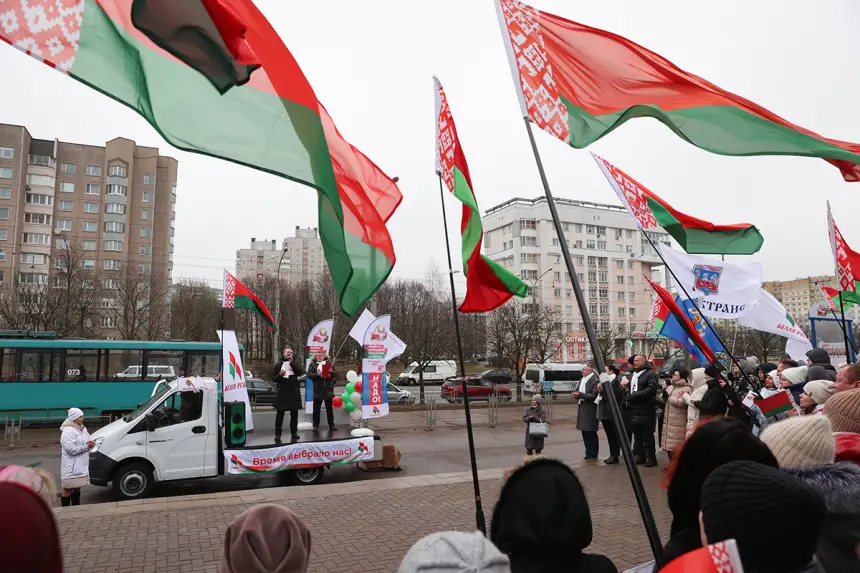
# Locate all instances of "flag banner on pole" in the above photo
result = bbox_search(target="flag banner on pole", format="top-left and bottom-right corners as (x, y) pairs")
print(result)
(348, 309), (406, 362)
(827, 202), (860, 306)
(660, 296), (727, 365)
(819, 285), (840, 311)
(361, 315), (391, 419)
(737, 290), (813, 361)
(592, 154), (763, 255)
(224, 270), (276, 330)
(217, 329), (254, 431)
(434, 77), (527, 312)
(650, 295), (668, 333)
(493, 0), (860, 182)
(659, 540), (744, 573)
(1, 0), (401, 316)
(304, 319), (334, 411)
(754, 390), (794, 418)
(658, 245), (763, 318)
(645, 276), (718, 365)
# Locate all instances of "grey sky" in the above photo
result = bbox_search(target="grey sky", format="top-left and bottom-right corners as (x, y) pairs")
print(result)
(2, 0), (859, 295)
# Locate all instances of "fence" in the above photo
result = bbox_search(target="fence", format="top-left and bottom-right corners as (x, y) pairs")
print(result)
(4, 415), (114, 449)
(425, 397), (437, 431)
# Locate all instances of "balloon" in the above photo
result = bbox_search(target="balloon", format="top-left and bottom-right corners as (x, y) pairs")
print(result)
(350, 409), (363, 421)
(350, 391), (362, 406)
(344, 401), (356, 412)
(354, 381), (362, 393)
(345, 381), (356, 395)
(346, 370), (359, 383)
(340, 392), (350, 407)
(332, 396), (343, 408)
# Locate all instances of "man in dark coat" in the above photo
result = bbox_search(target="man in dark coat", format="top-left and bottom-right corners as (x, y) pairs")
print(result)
(694, 366), (730, 418)
(308, 352), (337, 432)
(597, 364), (624, 465)
(806, 348), (838, 382)
(270, 347), (304, 442)
(624, 354), (659, 467)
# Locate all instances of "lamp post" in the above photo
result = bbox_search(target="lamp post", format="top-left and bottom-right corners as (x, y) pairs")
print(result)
(272, 247), (288, 363)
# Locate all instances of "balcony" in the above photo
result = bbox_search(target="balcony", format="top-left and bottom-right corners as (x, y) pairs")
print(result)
(27, 155), (55, 168)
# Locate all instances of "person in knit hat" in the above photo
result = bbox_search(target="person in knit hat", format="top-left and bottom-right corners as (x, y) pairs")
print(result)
(823, 388), (860, 466)
(0, 482), (63, 573)
(700, 460), (826, 573)
(398, 531), (511, 573)
(800, 380), (836, 414)
(0, 465), (57, 507)
(780, 365), (809, 405)
(760, 415), (836, 469)
(221, 504), (311, 573)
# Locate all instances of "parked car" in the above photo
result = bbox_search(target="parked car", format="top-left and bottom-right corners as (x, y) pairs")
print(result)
(397, 360), (457, 385)
(441, 377), (512, 403)
(476, 368), (512, 385)
(245, 378), (277, 406)
(387, 382), (415, 405)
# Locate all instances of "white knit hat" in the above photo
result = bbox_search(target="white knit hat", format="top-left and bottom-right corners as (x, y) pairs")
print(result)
(66, 408), (84, 422)
(803, 380), (836, 406)
(398, 531), (511, 573)
(760, 415), (835, 469)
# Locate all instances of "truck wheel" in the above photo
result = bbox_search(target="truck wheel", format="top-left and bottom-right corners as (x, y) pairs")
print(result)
(289, 466), (325, 486)
(112, 462), (154, 500)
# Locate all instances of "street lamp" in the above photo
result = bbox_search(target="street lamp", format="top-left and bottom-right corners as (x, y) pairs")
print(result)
(530, 267), (554, 303)
(272, 247), (288, 363)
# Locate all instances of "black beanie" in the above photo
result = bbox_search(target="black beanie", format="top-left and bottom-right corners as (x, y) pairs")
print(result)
(701, 460), (826, 572)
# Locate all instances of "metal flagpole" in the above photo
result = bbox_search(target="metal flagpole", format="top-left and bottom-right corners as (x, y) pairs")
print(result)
(437, 174), (485, 534)
(522, 118), (664, 566)
(838, 303), (855, 362)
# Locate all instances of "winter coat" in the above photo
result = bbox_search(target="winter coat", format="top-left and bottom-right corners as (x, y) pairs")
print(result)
(491, 458), (618, 573)
(270, 359), (305, 411)
(806, 349), (838, 382)
(659, 379), (693, 452)
(625, 363), (660, 425)
(60, 421), (91, 481)
(662, 526), (703, 566)
(308, 359), (336, 401)
(834, 432), (860, 466)
(684, 381), (710, 438)
(575, 373), (600, 432)
(523, 404), (548, 452)
(694, 378), (729, 417)
(597, 375), (623, 421)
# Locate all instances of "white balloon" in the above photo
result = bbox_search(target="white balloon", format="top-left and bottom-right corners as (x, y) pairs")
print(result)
(350, 391), (362, 406)
(349, 409), (363, 421)
(346, 370), (359, 383)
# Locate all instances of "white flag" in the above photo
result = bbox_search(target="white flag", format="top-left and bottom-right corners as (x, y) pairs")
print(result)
(349, 309), (376, 344)
(659, 245), (763, 318)
(737, 290), (813, 361)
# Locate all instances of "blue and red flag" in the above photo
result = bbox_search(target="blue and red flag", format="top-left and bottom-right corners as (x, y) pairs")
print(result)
(645, 276), (720, 365)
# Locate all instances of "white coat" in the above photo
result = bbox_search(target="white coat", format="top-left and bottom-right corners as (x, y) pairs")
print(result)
(60, 422), (91, 481)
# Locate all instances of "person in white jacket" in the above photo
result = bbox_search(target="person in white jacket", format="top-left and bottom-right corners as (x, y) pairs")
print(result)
(60, 407), (93, 506)
(683, 368), (709, 438)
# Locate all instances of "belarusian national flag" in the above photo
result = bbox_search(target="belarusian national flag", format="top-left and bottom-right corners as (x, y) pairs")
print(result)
(434, 77), (527, 312)
(494, 0), (860, 182)
(650, 295), (668, 333)
(593, 155), (763, 255)
(827, 202), (860, 306)
(224, 271), (276, 330)
(1, 0), (400, 316)
(754, 390), (794, 418)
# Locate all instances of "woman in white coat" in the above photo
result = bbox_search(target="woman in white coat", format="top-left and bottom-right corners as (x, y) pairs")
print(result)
(60, 407), (94, 506)
(683, 368), (709, 438)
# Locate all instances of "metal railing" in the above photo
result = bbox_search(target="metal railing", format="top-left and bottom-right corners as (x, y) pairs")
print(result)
(425, 397), (436, 431)
(487, 389), (500, 428)
(544, 392), (554, 422)
(8, 415), (113, 448)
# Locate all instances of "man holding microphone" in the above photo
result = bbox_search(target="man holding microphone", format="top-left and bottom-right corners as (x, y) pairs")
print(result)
(271, 347), (304, 442)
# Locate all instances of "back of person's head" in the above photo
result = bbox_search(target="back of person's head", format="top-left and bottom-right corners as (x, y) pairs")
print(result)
(0, 465), (57, 507)
(701, 461), (825, 572)
(0, 483), (62, 573)
(824, 388), (860, 434)
(221, 504), (311, 573)
(665, 417), (778, 533)
(398, 531), (510, 573)
(760, 415), (835, 469)
(606, 364), (619, 376)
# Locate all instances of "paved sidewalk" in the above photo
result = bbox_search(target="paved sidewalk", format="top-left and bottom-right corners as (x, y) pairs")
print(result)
(55, 459), (670, 573)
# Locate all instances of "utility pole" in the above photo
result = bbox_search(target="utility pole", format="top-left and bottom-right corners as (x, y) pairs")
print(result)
(272, 246), (288, 363)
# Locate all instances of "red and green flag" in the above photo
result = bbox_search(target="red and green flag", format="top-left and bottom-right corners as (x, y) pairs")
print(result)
(827, 202), (860, 307)
(755, 390), (795, 418)
(1, 0), (400, 316)
(645, 276), (718, 365)
(224, 271), (276, 331)
(650, 294), (669, 333)
(434, 77), (527, 312)
(495, 0), (860, 182)
(593, 155), (763, 255)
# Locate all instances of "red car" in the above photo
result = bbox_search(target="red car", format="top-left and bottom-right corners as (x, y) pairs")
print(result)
(441, 377), (512, 403)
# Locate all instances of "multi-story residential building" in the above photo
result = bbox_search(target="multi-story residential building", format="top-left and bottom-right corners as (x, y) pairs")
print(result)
(235, 238), (284, 282)
(235, 227), (325, 285)
(482, 197), (671, 362)
(764, 275), (860, 325)
(0, 124), (177, 335)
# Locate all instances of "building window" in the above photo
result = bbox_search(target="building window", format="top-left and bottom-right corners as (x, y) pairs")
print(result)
(83, 202), (99, 214)
(143, 191), (153, 203)
(520, 236), (536, 247)
(626, 230), (633, 239)
(142, 209), (153, 221)
(0, 187), (10, 199)
(599, 288), (608, 298)
(20, 253), (47, 265)
(617, 276), (625, 284)
(24, 213), (50, 225)
(81, 259), (96, 270)
(0, 208), (7, 221)
(104, 221), (125, 234)
(553, 288), (561, 297)
(101, 316), (117, 328)
(105, 202), (126, 215)
(589, 304), (598, 315)
(107, 184), (127, 196)
(57, 200), (73, 212)
(520, 253), (539, 264)
(627, 260), (634, 269)
(85, 183), (100, 195)
(586, 225), (595, 234)
(618, 307), (626, 316)
(618, 292), (626, 300)
(0, 230), (7, 241)
(139, 245), (152, 255)
(82, 240), (97, 251)
(553, 271), (560, 281)
(0, 147), (13, 159)
(597, 241), (607, 250)
(0, 167), (11, 179)
(103, 260), (121, 271)
(108, 165), (127, 177)
(519, 219), (537, 231)
(138, 263), (151, 274)
(599, 272), (608, 282)
(630, 307), (636, 316)
(78, 221), (95, 233)
(56, 219), (72, 232)
(597, 226), (606, 235)
(521, 269), (538, 280)
(140, 227), (152, 238)
(143, 173), (155, 185)
(551, 238), (559, 247)
(26, 174), (54, 186)
(55, 258), (68, 270)
(60, 163), (76, 174)
(629, 292), (635, 301)
(628, 276), (634, 285)
(599, 305), (609, 315)
(105, 240), (123, 252)
(573, 240), (583, 248)
(626, 245), (633, 253)
(60, 182), (75, 193)
(87, 165), (102, 177)
(19, 272), (47, 285)
(22, 233), (50, 245)
(588, 271), (596, 282)
(25, 193), (52, 206)
(586, 240), (595, 250)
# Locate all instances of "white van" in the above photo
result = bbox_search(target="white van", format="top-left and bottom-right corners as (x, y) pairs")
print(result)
(522, 363), (585, 394)
(397, 360), (457, 385)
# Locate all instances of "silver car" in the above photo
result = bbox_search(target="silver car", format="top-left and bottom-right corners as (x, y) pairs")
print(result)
(387, 382), (415, 405)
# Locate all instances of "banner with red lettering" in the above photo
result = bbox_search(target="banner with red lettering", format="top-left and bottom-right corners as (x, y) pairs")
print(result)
(224, 437), (375, 474)
(362, 315), (391, 419)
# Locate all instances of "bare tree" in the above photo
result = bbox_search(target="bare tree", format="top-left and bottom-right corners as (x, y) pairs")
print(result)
(0, 280), (62, 333)
(594, 321), (632, 367)
(170, 280), (221, 341)
(103, 268), (170, 340)
(529, 304), (563, 363)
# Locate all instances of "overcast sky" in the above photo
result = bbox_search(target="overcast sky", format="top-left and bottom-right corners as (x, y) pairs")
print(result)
(2, 0), (859, 294)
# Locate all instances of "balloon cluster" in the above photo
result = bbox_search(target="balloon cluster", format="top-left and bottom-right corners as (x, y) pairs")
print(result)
(332, 370), (363, 422)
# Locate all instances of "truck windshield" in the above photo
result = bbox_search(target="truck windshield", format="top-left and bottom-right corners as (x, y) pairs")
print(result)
(123, 384), (172, 422)
(403, 366), (415, 374)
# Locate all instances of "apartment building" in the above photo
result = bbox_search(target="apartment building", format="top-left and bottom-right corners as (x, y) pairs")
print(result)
(0, 124), (177, 300)
(235, 227), (325, 285)
(764, 275), (860, 325)
(482, 197), (671, 362)
(235, 238), (284, 282)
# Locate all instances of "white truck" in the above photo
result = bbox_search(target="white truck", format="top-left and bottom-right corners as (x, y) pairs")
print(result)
(88, 378), (382, 500)
(396, 360), (457, 385)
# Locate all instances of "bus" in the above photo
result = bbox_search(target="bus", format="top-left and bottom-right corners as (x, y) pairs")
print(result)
(0, 336), (235, 418)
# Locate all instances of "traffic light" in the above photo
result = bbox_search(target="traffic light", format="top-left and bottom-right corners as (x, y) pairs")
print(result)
(224, 401), (246, 447)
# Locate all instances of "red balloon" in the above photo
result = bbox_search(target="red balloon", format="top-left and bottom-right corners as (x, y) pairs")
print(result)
(332, 396), (343, 408)
(354, 381), (362, 393)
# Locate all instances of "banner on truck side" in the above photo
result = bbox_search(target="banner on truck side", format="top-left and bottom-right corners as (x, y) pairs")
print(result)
(362, 314), (391, 419)
(217, 329), (254, 431)
(304, 319), (335, 411)
(224, 438), (374, 474)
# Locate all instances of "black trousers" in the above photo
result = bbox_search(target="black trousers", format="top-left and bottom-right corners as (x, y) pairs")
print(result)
(633, 421), (656, 461)
(582, 431), (599, 458)
(602, 419), (621, 458)
(275, 409), (298, 436)
(312, 397), (335, 428)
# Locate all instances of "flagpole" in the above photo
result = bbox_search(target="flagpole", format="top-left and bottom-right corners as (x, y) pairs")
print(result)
(522, 118), (664, 566)
(838, 303), (855, 362)
(437, 174), (485, 534)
